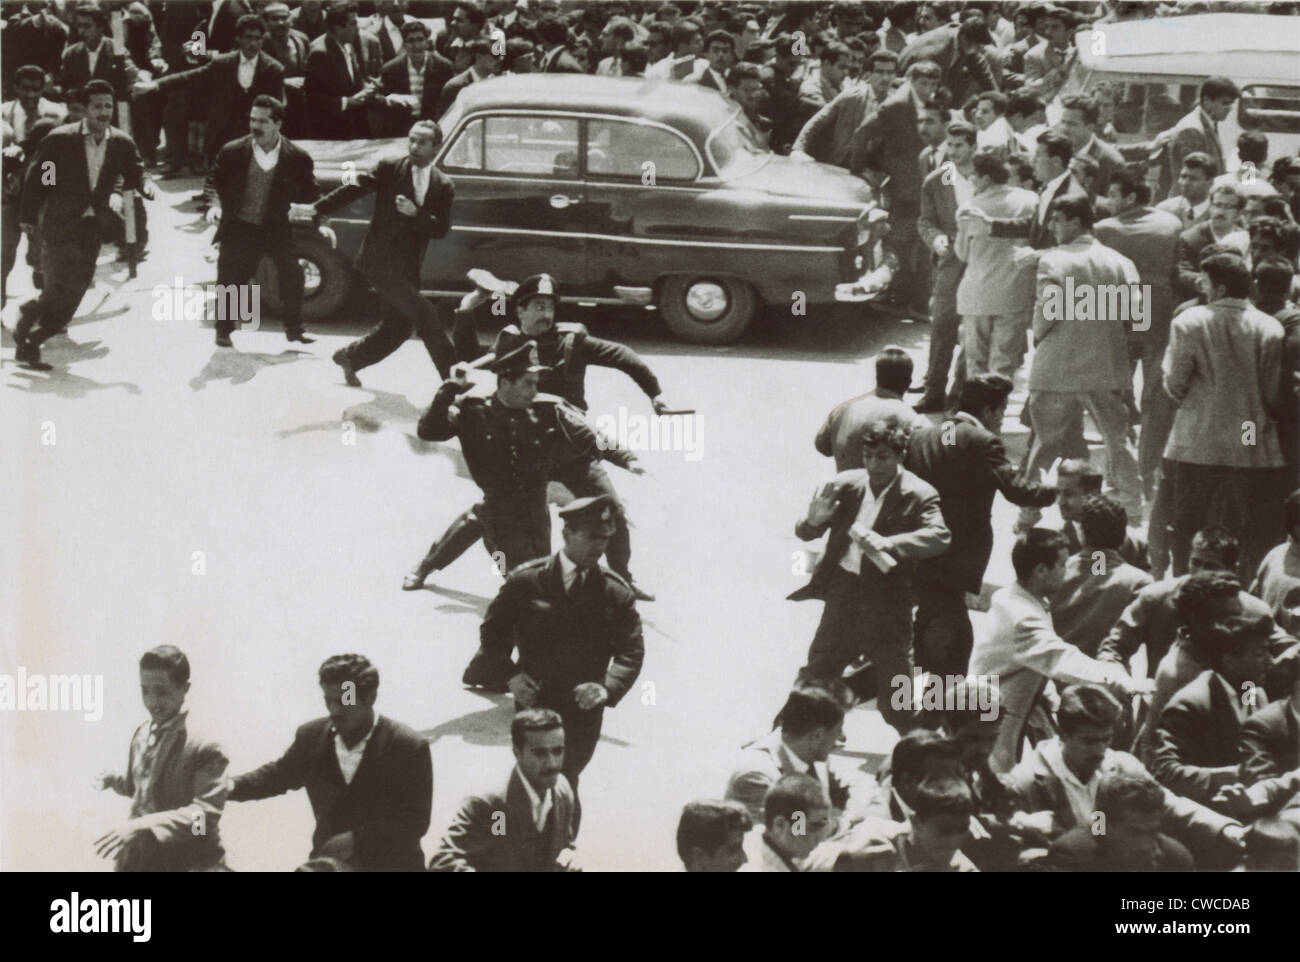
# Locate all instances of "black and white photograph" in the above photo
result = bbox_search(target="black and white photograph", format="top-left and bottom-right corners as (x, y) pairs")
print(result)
(1, 0), (1298, 925)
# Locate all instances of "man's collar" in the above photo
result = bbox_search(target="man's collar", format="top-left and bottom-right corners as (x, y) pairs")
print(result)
(240, 50), (259, 64)
(80, 119), (107, 142)
(515, 764), (551, 807)
(253, 135), (282, 153)
(1045, 169), (1070, 194)
(331, 712), (379, 746)
(557, 548), (581, 578)
(779, 736), (811, 773)
(150, 709), (187, 733)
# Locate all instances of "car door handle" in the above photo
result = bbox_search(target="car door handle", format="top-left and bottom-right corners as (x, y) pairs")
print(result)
(550, 194), (582, 209)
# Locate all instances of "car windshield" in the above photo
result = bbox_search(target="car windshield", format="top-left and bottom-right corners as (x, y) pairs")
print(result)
(705, 109), (771, 180)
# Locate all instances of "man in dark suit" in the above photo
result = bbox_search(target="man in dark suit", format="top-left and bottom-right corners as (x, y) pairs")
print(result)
(470, 496), (645, 789)
(262, 2), (310, 137)
(1228, 657), (1300, 818)
(314, 119), (455, 383)
(377, 21), (453, 135)
(690, 29), (733, 93)
(1152, 613), (1274, 806)
(1162, 76), (1237, 202)
(1174, 184), (1247, 302)
(850, 60), (941, 317)
(905, 375), (1057, 677)
(139, 14), (285, 169)
(790, 49), (897, 170)
(435, 38), (499, 119)
(537, 18), (583, 74)
(58, 5), (137, 124)
(305, 2), (377, 139)
(206, 94), (318, 346)
(204, 0), (253, 54)
(790, 419), (951, 734)
(429, 709), (580, 871)
(228, 653), (432, 872)
(814, 346), (927, 472)
(899, 13), (999, 109)
(2, 2), (69, 92)
(1059, 94), (1125, 200)
(13, 81), (152, 371)
(363, 0), (415, 64)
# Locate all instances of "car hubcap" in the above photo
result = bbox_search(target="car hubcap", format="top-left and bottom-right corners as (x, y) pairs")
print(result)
(684, 281), (728, 322)
(300, 258), (321, 297)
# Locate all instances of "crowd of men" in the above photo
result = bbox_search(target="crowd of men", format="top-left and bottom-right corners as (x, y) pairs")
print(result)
(5, 0), (1300, 871)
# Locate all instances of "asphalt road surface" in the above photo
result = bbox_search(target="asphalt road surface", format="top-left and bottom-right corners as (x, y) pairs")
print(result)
(1, 173), (1041, 872)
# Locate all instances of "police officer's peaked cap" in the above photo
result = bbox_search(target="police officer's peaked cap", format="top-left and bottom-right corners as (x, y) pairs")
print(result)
(513, 273), (560, 307)
(558, 495), (617, 534)
(487, 339), (551, 378)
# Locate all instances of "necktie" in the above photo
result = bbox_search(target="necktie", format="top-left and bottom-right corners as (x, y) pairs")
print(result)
(569, 568), (586, 600)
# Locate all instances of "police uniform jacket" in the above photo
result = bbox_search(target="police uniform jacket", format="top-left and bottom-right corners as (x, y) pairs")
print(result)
(491, 322), (662, 412)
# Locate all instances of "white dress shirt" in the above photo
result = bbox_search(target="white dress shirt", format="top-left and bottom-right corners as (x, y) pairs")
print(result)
(839, 467), (899, 576)
(779, 738), (831, 801)
(516, 765), (553, 830)
(557, 549), (591, 594)
(237, 52), (258, 90)
(86, 39), (106, 76)
(383, 17), (405, 57)
(82, 120), (108, 216)
(410, 160), (431, 206)
(252, 136), (282, 171)
(1039, 736), (1101, 830)
(334, 715), (379, 785)
(1038, 169), (1070, 224)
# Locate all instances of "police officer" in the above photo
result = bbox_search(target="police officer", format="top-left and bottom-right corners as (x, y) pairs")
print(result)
(415, 339), (642, 591)
(405, 272), (672, 600)
(471, 495), (645, 790)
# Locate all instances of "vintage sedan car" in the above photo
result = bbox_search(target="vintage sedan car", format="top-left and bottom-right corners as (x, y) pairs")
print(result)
(261, 75), (883, 343)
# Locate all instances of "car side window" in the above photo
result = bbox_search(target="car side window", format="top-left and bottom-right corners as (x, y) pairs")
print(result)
(442, 117), (484, 170)
(475, 115), (581, 177)
(586, 119), (700, 182)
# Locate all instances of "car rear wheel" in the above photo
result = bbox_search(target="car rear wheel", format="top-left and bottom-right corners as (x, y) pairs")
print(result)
(256, 233), (353, 323)
(658, 275), (757, 344)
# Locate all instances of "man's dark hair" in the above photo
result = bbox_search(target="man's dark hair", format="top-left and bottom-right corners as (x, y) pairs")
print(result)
(1174, 570), (1242, 629)
(83, 78), (115, 102)
(820, 39), (850, 65)
(727, 61), (761, 87)
(1095, 770), (1165, 823)
(890, 731), (962, 792)
(537, 19), (569, 45)
(862, 419), (912, 455)
(1107, 166), (1150, 206)
(1191, 527), (1240, 570)
(1012, 527), (1069, 581)
(1198, 613), (1273, 670)
(959, 373), (1013, 416)
(1057, 683), (1123, 734)
(1199, 250), (1251, 298)
(1199, 76), (1240, 104)
(14, 64), (46, 87)
(1249, 216), (1291, 253)
(1180, 151), (1218, 179)
(956, 13), (993, 45)
(705, 28), (736, 53)
(1060, 93), (1099, 126)
(1078, 494), (1127, 551)
(869, 49), (899, 71)
(1049, 194), (1094, 230)
(620, 42), (648, 74)
(401, 19), (431, 39)
(140, 646), (191, 687)
(972, 149), (1009, 184)
(670, 19), (701, 51)
(763, 772), (827, 826)
(511, 707), (564, 749)
(1236, 130), (1268, 167)
(457, 2), (487, 29)
(975, 90), (1007, 115)
(1007, 153), (1035, 187)
(251, 94), (285, 122)
(1006, 92), (1045, 121)
(318, 653), (379, 699)
(466, 37), (496, 59)
(875, 344), (914, 395)
(1037, 129), (1073, 167)
(504, 37), (536, 70)
(606, 16), (637, 43)
(74, 5), (110, 31)
(909, 777), (975, 819)
(946, 120), (977, 146)
(777, 683), (846, 736)
(1254, 256), (1295, 301)
(325, 2), (358, 33)
(676, 800), (753, 861)
(235, 13), (267, 36)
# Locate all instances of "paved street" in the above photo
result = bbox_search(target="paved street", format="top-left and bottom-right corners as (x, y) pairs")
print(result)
(1, 173), (1039, 872)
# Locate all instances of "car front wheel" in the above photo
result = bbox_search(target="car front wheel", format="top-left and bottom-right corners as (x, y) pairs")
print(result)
(658, 275), (757, 344)
(256, 233), (353, 323)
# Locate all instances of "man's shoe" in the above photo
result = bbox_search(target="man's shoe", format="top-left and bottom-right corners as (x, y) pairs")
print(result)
(402, 568), (428, 591)
(629, 582), (655, 602)
(286, 330), (315, 344)
(334, 349), (361, 386)
(215, 333), (233, 347)
(14, 336), (52, 371)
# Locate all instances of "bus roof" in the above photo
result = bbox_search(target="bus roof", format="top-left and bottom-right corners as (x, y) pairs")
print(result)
(1075, 14), (1300, 83)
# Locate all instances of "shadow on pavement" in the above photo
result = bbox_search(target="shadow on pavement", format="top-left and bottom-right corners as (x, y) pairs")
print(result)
(420, 582), (494, 617)
(4, 337), (142, 397)
(276, 389), (425, 438)
(189, 348), (313, 391)
(420, 696), (513, 748)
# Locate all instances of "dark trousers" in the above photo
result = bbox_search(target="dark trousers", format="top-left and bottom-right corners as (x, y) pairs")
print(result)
(341, 278), (455, 378)
(919, 253), (963, 407)
(538, 690), (603, 790)
(1129, 334), (1175, 497)
(912, 573), (974, 678)
(479, 494), (551, 574)
(131, 87), (162, 164)
(16, 224), (101, 347)
(1161, 458), (1286, 580)
(215, 218), (303, 336)
(884, 214), (927, 315)
(161, 85), (190, 166)
(797, 567), (917, 734)
(1, 201), (19, 302)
